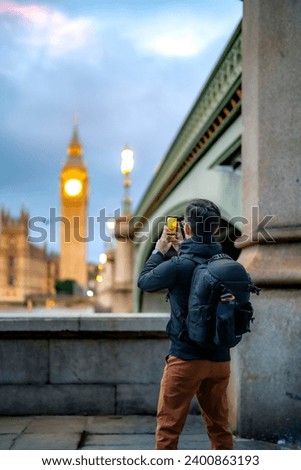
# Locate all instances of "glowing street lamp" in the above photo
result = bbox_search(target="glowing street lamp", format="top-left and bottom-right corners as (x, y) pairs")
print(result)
(99, 253), (107, 265)
(96, 253), (107, 285)
(120, 145), (134, 215)
(106, 218), (116, 232)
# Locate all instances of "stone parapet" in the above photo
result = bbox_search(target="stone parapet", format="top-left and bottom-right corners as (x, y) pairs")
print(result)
(0, 312), (169, 416)
(0, 312), (169, 334)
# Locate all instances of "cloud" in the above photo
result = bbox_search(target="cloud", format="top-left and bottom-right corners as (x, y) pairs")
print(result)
(0, 1), (96, 58)
(122, 11), (234, 58)
(0, 0), (243, 261)
(0, 1), (49, 23)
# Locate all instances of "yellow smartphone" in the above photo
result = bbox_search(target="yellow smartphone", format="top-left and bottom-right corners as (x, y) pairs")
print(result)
(166, 216), (178, 232)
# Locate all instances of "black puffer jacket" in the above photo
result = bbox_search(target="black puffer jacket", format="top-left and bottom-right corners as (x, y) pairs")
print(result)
(137, 237), (230, 361)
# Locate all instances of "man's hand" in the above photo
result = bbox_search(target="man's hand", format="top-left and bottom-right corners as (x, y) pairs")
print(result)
(155, 224), (184, 254)
(170, 229), (183, 252)
(155, 225), (173, 255)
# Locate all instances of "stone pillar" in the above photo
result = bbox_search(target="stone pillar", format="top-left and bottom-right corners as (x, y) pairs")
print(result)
(235, 0), (301, 442)
(112, 216), (134, 313)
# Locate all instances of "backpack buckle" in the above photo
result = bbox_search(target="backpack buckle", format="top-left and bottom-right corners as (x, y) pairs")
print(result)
(249, 285), (261, 295)
(220, 293), (236, 302)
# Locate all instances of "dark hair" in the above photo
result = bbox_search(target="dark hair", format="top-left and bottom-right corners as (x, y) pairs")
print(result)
(185, 199), (221, 238)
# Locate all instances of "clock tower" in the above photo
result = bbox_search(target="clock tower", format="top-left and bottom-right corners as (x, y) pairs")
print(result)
(59, 119), (89, 290)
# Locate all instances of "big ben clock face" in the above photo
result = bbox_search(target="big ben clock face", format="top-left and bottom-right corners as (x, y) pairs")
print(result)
(64, 178), (83, 197)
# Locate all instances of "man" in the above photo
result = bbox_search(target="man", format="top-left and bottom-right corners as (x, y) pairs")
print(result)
(137, 199), (233, 450)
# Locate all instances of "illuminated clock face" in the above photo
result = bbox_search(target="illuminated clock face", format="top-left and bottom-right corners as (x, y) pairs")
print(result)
(64, 178), (83, 197)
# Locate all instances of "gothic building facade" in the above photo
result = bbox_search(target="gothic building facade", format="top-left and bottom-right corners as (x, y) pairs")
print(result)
(0, 209), (57, 303)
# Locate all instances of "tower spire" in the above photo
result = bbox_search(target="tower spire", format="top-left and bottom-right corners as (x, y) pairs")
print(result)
(74, 112), (79, 126)
(67, 113), (82, 157)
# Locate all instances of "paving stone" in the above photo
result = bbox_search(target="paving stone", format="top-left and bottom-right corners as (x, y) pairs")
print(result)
(178, 434), (211, 450)
(0, 434), (18, 450)
(25, 416), (87, 434)
(86, 414), (205, 436)
(0, 415), (293, 451)
(86, 415), (156, 434)
(83, 433), (155, 450)
(234, 437), (280, 450)
(83, 433), (211, 450)
(182, 415), (207, 434)
(0, 416), (33, 434)
(11, 433), (81, 450)
(82, 444), (153, 450)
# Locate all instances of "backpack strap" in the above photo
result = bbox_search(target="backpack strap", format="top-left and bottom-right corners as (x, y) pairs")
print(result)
(179, 253), (206, 264)
(179, 253), (229, 308)
(184, 253), (232, 266)
(191, 253), (235, 305)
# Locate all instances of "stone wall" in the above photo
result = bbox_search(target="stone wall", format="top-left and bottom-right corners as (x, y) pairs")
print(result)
(0, 312), (170, 416)
(237, 0), (301, 442)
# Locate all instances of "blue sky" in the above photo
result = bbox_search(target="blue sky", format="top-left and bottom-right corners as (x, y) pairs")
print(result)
(0, 0), (242, 262)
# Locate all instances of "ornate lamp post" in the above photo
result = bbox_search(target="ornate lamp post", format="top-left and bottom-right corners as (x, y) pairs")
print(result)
(95, 148), (134, 313)
(120, 145), (134, 215)
(106, 145), (135, 313)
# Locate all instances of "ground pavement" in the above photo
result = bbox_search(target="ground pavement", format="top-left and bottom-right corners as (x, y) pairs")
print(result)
(0, 415), (293, 451)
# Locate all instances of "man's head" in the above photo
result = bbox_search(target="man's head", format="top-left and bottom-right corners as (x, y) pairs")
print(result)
(184, 199), (221, 240)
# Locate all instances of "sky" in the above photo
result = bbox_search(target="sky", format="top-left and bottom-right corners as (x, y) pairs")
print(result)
(0, 0), (242, 263)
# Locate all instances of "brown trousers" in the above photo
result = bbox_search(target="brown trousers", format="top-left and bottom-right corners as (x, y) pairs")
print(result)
(156, 355), (233, 450)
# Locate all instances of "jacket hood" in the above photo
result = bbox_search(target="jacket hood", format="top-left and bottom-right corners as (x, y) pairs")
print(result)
(179, 236), (223, 258)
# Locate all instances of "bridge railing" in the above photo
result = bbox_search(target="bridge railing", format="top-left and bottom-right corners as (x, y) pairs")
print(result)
(0, 312), (171, 416)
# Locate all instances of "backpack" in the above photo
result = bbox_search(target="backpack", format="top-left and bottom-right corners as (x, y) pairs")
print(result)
(185, 253), (260, 348)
